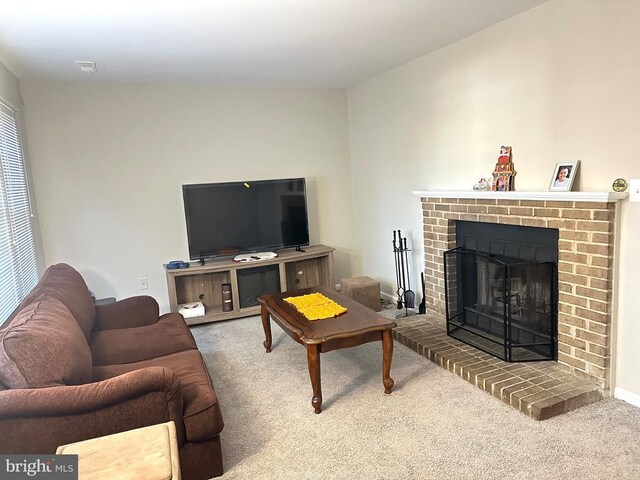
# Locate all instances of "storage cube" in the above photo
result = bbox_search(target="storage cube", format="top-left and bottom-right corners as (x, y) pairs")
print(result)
(341, 276), (381, 312)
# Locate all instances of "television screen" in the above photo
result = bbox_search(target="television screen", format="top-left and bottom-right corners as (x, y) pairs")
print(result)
(183, 178), (309, 260)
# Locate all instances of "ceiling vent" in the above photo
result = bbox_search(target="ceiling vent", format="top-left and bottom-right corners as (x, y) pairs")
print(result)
(75, 61), (97, 73)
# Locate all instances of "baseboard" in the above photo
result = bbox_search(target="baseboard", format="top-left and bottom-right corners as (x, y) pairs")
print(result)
(380, 291), (396, 303)
(614, 387), (640, 408)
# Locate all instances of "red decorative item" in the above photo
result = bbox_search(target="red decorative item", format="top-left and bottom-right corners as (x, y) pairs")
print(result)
(492, 146), (516, 191)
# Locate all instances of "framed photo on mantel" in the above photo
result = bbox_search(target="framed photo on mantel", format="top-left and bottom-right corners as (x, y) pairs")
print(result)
(549, 161), (580, 192)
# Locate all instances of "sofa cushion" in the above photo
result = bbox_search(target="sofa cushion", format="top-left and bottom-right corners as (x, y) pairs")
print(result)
(90, 313), (197, 366)
(0, 297), (93, 389)
(93, 350), (223, 442)
(7, 264), (95, 340)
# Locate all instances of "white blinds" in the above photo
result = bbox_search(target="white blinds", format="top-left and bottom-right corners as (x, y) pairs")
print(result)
(0, 102), (38, 324)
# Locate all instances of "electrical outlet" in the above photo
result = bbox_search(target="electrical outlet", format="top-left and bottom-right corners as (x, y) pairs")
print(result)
(139, 277), (148, 290)
(629, 179), (640, 203)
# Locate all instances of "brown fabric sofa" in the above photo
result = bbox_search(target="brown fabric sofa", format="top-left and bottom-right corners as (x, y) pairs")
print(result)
(0, 264), (224, 480)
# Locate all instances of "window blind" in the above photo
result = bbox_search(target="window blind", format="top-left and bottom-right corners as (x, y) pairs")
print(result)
(0, 102), (38, 324)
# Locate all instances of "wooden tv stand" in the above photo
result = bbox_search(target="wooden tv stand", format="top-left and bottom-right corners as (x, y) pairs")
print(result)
(165, 245), (335, 325)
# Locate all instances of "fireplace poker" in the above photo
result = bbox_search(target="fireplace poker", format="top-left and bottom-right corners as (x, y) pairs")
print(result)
(418, 272), (426, 314)
(392, 231), (403, 309)
(398, 230), (408, 310)
(396, 229), (405, 309)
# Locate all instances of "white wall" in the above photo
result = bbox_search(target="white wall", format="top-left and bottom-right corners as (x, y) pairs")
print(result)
(20, 82), (355, 311)
(0, 62), (23, 108)
(348, 0), (640, 397)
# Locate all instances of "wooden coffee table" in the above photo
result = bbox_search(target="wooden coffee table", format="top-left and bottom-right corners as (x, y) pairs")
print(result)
(258, 287), (396, 414)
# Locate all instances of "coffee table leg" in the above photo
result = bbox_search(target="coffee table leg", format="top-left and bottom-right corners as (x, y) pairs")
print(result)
(261, 305), (272, 353)
(382, 329), (394, 394)
(306, 344), (322, 414)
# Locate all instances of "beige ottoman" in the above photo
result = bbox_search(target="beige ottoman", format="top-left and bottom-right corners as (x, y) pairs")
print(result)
(341, 276), (381, 312)
(57, 422), (181, 480)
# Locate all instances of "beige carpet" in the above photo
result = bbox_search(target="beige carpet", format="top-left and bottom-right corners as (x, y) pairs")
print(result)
(190, 315), (640, 479)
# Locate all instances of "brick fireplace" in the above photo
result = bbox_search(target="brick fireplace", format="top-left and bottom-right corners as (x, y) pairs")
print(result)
(417, 191), (626, 390)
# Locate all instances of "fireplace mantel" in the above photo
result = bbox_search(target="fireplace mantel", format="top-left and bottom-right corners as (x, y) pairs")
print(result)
(412, 190), (627, 203)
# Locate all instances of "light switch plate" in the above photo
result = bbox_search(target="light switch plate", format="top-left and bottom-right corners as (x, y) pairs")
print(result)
(629, 179), (640, 203)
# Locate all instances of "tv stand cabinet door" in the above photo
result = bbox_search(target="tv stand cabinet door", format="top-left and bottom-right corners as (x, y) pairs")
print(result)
(285, 258), (329, 291)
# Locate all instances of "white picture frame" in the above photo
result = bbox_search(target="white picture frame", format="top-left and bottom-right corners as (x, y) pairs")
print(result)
(549, 161), (579, 192)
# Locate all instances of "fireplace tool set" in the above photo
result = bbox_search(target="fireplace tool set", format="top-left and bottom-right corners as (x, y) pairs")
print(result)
(392, 230), (417, 317)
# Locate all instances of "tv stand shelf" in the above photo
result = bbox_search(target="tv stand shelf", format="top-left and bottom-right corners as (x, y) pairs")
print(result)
(165, 245), (335, 325)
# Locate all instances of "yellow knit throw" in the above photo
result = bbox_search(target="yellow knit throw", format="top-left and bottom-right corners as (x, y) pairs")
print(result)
(284, 293), (347, 321)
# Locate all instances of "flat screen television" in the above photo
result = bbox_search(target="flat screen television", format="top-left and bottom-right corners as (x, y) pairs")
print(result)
(182, 178), (310, 260)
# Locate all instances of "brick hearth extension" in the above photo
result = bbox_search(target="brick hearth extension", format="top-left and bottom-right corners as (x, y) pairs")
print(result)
(402, 190), (626, 419)
(392, 315), (601, 420)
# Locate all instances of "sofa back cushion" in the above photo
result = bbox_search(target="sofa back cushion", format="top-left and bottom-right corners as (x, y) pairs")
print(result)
(6, 264), (95, 340)
(0, 296), (93, 389)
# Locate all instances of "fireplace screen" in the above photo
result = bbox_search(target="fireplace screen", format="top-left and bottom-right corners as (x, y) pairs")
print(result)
(444, 247), (557, 362)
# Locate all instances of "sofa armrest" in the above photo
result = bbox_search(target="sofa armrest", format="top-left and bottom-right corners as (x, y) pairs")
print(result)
(93, 296), (160, 331)
(0, 367), (185, 454)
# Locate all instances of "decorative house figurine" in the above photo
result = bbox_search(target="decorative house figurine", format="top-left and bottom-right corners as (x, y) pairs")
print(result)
(491, 146), (516, 191)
